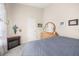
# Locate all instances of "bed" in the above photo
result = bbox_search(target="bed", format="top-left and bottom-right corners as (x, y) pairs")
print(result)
(22, 36), (79, 56)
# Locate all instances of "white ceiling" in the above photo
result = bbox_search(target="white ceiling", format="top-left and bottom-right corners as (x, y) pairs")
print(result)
(21, 3), (51, 8)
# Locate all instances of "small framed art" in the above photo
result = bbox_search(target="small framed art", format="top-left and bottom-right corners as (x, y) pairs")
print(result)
(68, 19), (78, 26)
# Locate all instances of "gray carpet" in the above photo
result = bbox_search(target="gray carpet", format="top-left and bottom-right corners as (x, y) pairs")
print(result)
(4, 45), (23, 56)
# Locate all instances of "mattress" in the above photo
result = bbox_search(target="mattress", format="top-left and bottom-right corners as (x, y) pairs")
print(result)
(22, 36), (79, 56)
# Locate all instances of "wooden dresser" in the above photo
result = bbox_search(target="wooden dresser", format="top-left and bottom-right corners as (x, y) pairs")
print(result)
(7, 36), (21, 50)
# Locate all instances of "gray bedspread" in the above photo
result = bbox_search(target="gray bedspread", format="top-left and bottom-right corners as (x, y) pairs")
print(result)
(22, 36), (79, 56)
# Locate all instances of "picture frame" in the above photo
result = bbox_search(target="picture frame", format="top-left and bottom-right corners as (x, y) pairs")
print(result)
(68, 19), (78, 26)
(60, 22), (64, 26)
(37, 23), (42, 28)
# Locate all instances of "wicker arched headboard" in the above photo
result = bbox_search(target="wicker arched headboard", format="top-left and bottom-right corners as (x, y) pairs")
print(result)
(43, 22), (56, 32)
(41, 22), (58, 39)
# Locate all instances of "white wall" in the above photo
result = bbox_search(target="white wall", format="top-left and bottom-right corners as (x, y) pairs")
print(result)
(6, 3), (79, 44)
(6, 4), (43, 44)
(43, 3), (79, 39)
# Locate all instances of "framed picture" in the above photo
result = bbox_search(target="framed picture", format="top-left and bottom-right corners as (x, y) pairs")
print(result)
(60, 22), (64, 26)
(37, 23), (42, 28)
(68, 19), (78, 26)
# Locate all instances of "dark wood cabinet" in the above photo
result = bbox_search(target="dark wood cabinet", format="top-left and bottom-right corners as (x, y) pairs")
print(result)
(7, 36), (21, 50)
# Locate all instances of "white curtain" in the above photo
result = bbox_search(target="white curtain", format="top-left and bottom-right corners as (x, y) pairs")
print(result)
(0, 4), (7, 56)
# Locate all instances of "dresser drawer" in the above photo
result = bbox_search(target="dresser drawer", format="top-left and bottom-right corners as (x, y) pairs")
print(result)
(7, 36), (21, 50)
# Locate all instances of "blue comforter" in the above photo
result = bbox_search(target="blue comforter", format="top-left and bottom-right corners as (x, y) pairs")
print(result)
(22, 36), (79, 56)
